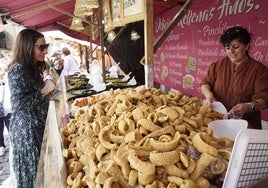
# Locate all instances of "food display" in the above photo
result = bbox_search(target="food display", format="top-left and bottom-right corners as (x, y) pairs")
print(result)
(106, 76), (137, 89)
(65, 75), (96, 105)
(61, 87), (232, 188)
(66, 75), (91, 90)
(106, 76), (126, 83)
(67, 88), (96, 104)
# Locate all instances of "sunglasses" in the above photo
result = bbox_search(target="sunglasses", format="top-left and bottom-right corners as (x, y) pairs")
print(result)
(35, 44), (49, 51)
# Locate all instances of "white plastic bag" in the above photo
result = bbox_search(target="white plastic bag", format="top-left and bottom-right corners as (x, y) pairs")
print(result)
(90, 59), (103, 85)
(109, 63), (121, 78)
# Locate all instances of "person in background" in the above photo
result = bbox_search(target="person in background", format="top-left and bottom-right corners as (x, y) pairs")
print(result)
(200, 26), (268, 129)
(61, 47), (80, 76)
(53, 57), (64, 76)
(51, 50), (64, 76)
(104, 51), (111, 72)
(0, 68), (12, 156)
(8, 28), (56, 187)
(43, 61), (59, 85)
(51, 50), (61, 60)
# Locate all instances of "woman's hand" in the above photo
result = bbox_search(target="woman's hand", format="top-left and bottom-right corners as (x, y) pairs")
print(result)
(45, 92), (54, 100)
(202, 95), (215, 107)
(41, 79), (56, 97)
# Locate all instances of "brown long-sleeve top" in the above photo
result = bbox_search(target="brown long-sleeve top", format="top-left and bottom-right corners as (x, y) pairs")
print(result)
(201, 56), (268, 129)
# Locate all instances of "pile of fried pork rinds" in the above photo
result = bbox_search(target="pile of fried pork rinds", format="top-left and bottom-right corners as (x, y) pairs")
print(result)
(62, 87), (233, 188)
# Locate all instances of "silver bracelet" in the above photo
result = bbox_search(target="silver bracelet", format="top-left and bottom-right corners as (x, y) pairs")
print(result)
(246, 102), (255, 113)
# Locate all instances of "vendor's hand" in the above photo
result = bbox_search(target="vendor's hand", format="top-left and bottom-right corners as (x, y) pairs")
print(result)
(201, 85), (215, 107)
(202, 95), (215, 107)
(231, 103), (249, 117)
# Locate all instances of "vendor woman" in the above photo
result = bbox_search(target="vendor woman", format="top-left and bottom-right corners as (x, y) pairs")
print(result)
(200, 26), (268, 129)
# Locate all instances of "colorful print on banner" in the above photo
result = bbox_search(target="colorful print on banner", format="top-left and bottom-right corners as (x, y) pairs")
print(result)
(153, 0), (268, 98)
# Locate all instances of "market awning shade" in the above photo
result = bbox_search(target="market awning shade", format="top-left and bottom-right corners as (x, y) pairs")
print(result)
(0, 0), (187, 41)
(0, 0), (90, 41)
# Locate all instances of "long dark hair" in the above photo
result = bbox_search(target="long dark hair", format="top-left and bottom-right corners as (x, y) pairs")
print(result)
(9, 28), (46, 84)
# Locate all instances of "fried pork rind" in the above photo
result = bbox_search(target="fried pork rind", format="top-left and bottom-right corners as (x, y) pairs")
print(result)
(149, 150), (180, 166)
(128, 152), (155, 174)
(62, 87), (231, 187)
(210, 156), (226, 175)
(218, 149), (232, 160)
(192, 132), (218, 157)
(150, 131), (180, 152)
(190, 153), (216, 181)
(165, 164), (189, 178)
(195, 177), (210, 188)
(167, 176), (196, 188)
(137, 119), (161, 132)
(128, 170), (138, 187)
(103, 177), (120, 188)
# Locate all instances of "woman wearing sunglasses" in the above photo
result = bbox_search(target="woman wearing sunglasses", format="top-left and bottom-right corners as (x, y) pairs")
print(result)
(8, 28), (55, 187)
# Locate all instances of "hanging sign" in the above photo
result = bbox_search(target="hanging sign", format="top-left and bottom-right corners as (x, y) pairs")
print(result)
(102, 0), (145, 33)
(123, 0), (144, 24)
(123, 0), (142, 16)
(102, 0), (113, 32)
(91, 10), (99, 41)
(111, 0), (123, 27)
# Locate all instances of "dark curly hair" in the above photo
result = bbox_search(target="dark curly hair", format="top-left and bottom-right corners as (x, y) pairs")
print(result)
(220, 26), (252, 47)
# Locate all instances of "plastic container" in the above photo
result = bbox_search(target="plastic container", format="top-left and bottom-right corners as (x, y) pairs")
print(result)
(223, 129), (268, 187)
(208, 119), (248, 140)
(211, 101), (228, 115)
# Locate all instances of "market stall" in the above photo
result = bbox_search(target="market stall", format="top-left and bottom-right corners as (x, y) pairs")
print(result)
(36, 72), (230, 187)
(36, 73), (268, 187)
(2, 0), (268, 187)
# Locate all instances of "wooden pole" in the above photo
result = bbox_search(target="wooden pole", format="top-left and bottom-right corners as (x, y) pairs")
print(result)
(153, 0), (195, 52)
(98, 0), (106, 83)
(144, 0), (154, 88)
(140, 0), (194, 66)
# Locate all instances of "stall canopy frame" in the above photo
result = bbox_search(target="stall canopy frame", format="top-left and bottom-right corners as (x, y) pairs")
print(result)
(0, 0), (188, 42)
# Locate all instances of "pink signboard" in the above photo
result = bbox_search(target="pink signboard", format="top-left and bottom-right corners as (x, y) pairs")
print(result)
(153, 0), (268, 120)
